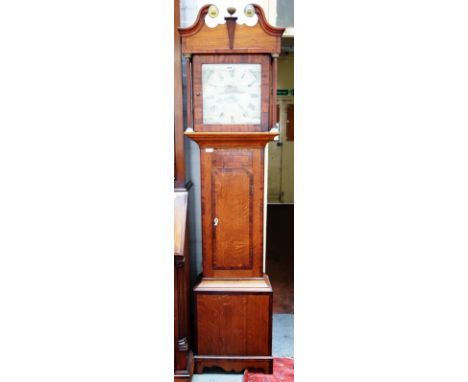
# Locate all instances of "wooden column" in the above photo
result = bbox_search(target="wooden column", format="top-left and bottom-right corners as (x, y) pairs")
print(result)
(185, 54), (193, 130)
(174, 0), (185, 188)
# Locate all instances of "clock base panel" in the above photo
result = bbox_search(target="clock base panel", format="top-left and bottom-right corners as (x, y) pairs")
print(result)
(194, 275), (273, 374)
(194, 355), (273, 374)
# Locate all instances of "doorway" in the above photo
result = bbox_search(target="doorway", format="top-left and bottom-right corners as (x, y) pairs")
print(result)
(266, 47), (294, 314)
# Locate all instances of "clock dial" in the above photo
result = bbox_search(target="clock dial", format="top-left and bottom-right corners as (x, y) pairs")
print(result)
(202, 64), (261, 125)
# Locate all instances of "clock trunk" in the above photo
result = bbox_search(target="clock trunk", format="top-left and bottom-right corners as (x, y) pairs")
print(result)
(200, 146), (265, 278)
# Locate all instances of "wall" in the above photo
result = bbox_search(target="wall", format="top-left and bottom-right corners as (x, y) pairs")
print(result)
(267, 52), (294, 203)
(277, 0), (294, 27)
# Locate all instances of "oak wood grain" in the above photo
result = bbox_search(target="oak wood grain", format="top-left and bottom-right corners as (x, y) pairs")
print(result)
(200, 147), (264, 278)
(184, 131), (278, 146)
(195, 292), (271, 356)
(178, 5), (284, 55)
(194, 275), (272, 293)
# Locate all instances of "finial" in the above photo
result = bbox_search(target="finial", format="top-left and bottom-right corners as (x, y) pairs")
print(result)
(227, 6), (236, 16)
(207, 4), (219, 18)
(244, 4), (255, 17)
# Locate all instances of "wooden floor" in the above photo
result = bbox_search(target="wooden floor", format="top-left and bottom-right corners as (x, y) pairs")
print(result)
(265, 204), (294, 313)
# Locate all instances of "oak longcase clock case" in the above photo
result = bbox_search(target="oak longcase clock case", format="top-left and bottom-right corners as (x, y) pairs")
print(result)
(179, 3), (284, 374)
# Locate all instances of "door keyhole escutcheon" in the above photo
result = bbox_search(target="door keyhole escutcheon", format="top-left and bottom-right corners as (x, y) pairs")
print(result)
(213, 217), (219, 227)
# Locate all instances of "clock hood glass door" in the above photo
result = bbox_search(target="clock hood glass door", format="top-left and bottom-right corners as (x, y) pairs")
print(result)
(192, 54), (271, 132)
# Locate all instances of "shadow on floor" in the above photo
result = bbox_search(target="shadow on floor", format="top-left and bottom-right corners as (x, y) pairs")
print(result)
(266, 204), (294, 313)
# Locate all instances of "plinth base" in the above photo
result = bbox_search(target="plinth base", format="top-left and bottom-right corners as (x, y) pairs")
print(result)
(194, 355), (273, 374)
(194, 275), (273, 374)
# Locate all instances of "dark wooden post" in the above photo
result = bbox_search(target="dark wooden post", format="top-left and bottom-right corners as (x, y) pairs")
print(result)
(174, 0), (185, 188)
(271, 54), (279, 129)
(184, 54), (193, 131)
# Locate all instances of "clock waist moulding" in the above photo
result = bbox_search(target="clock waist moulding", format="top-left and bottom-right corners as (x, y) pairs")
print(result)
(179, 4), (284, 374)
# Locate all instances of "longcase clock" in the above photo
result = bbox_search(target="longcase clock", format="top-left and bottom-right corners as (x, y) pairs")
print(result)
(179, 4), (284, 374)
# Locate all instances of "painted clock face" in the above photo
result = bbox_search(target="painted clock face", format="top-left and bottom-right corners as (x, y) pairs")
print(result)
(202, 63), (261, 125)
